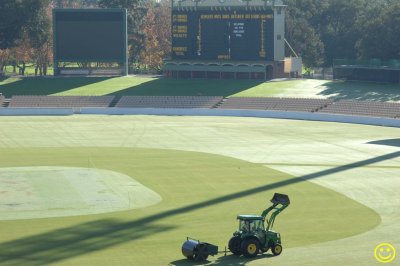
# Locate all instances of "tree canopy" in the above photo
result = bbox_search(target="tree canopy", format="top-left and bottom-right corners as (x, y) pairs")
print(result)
(1, 0), (399, 74)
(285, 0), (400, 66)
(0, 0), (50, 49)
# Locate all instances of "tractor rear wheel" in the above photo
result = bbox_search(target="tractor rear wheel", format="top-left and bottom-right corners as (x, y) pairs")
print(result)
(271, 244), (282, 256)
(241, 238), (260, 258)
(192, 243), (209, 261)
(228, 236), (242, 255)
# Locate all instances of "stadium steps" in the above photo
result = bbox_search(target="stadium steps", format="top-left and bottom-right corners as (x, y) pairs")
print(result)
(109, 95), (122, 107)
(1, 99), (10, 108)
(212, 98), (227, 108)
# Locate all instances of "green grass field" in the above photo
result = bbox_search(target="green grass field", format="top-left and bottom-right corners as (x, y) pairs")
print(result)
(1, 76), (399, 101)
(0, 147), (379, 265)
(0, 115), (399, 265)
(0, 76), (399, 265)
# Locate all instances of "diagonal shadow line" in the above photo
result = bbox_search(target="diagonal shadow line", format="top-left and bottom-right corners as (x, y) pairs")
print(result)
(368, 138), (400, 148)
(0, 151), (399, 265)
(0, 220), (176, 266)
(138, 151), (400, 223)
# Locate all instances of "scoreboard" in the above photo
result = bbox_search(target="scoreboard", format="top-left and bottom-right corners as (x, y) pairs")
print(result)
(54, 9), (127, 62)
(53, 9), (128, 75)
(172, 10), (274, 61)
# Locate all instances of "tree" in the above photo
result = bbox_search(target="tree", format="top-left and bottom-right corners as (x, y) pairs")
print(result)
(318, 0), (366, 64)
(0, 0), (51, 49)
(285, 17), (325, 67)
(139, 0), (171, 69)
(356, 1), (400, 60)
(139, 4), (163, 70)
(154, 0), (171, 59)
(12, 32), (34, 75)
(27, 1), (51, 50)
(0, 0), (51, 75)
(283, 0), (399, 66)
(0, 49), (10, 74)
(285, 0), (325, 66)
(0, 1), (29, 49)
(31, 3), (53, 76)
(54, 0), (98, 8)
(98, 0), (148, 63)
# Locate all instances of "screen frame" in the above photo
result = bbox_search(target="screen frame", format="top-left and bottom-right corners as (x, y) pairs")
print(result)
(171, 9), (274, 62)
(53, 8), (128, 75)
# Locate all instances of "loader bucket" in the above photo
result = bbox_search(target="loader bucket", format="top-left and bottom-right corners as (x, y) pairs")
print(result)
(271, 193), (290, 206)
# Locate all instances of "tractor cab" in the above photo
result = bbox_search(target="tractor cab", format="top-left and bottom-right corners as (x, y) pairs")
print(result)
(237, 215), (264, 233)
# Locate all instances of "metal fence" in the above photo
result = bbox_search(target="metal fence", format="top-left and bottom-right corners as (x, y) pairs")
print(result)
(334, 59), (400, 69)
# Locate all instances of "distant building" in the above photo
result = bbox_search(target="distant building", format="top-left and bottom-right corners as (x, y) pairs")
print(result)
(164, 0), (299, 80)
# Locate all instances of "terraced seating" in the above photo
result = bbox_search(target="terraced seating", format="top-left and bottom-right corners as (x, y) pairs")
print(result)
(4, 95), (400, 119)
(318, 100), (400, 118)
(218, 97), (332, 112)
(59, 69), (90, 75)
(115, 96), (224, 109)
(8, 96), (115, 108)
(91, 69), (123, 75)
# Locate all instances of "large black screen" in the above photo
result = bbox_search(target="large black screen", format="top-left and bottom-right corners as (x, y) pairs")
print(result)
(54, 9), (126, 62)
(172, 10), (274, 61)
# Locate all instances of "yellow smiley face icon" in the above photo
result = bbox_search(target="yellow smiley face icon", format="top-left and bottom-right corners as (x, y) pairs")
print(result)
(374, 243), (396, 263)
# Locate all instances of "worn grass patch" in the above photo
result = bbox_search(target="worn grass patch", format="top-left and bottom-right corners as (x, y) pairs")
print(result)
(0, 166), (161, 220)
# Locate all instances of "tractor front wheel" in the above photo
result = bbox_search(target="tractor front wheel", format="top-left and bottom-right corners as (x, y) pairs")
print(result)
(228, 236), (242, 255)
(271, 244), (283, 256)
(241, 238), (260, 258)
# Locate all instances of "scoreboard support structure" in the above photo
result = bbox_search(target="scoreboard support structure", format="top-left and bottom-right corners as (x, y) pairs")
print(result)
(164, 60), (284, 80)
(165, 0), (288, 80)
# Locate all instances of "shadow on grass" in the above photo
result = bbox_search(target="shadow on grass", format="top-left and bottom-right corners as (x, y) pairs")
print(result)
(170, 253), (274, 265)
(0, 76), (264, 98)
(107, 78), (264, 97)
(0, 218), (175, 266)
(0, 77), (111, 98)
(368, 139), (400, 147)
(0, 151), (399, 265)
(317, 81), (400, 102)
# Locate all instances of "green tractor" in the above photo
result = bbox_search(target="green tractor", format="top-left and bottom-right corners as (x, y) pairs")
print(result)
(228, 193), (290, 258)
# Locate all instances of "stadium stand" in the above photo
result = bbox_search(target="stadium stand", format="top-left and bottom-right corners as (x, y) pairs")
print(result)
(0, 95), (5, 107)
(115, 96), (223, 109)
(8, 96), (115, 108)
(2, 95), (399, 119)
(318, 100), (400, 118)
(59, 69), (90, 75)
(218, 97), (332, 112)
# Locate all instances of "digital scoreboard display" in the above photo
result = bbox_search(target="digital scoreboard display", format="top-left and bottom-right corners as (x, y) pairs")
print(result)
(172, 10), (274, 61)
(54, 9), (127, 62)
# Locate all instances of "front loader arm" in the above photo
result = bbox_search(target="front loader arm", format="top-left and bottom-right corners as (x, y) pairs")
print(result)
(261, 193), (290, 231)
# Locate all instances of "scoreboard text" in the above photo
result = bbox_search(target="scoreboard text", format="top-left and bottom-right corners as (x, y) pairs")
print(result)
(172, 10), (274, 61)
